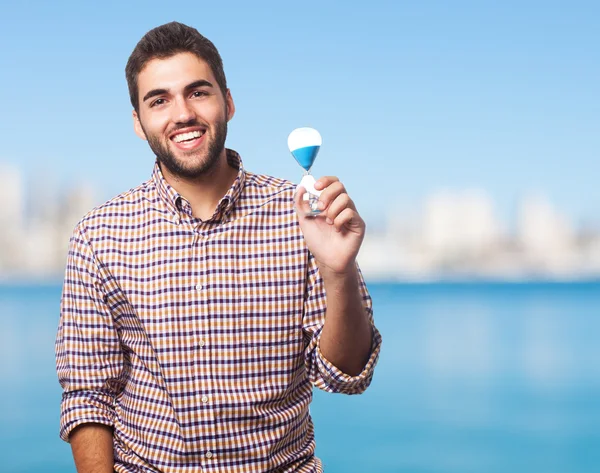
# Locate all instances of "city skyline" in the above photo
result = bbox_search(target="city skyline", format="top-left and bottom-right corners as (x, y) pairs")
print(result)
(1, 161), (598, 282)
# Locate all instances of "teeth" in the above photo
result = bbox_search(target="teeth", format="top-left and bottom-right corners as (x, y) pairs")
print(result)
(172, 130), (204, 143)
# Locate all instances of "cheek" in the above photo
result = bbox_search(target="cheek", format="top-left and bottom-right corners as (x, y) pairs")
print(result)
(204, 103), (228, 123)
(145, 115), (170, 138)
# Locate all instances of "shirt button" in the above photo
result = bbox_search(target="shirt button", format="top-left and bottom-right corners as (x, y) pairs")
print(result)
(195, 283), (203, 291)
(198, 339), (206, 348)
(205, 451), (213, 459)
(201, 395), (209, 403)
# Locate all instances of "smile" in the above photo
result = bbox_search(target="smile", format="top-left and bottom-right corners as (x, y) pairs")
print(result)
(170, 128), (206, 150)
(172, 129), (205, 143)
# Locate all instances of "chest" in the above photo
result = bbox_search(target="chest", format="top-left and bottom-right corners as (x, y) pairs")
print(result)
(100, 209), (309, 360)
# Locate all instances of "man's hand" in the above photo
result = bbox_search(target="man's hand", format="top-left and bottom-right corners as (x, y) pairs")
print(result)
(294, 176), (366, 278)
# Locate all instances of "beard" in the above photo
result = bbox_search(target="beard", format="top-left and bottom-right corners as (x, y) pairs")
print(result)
(144, 117), (228, 180)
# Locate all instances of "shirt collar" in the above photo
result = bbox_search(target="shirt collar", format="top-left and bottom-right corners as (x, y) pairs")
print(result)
(151, 148), (246, 223)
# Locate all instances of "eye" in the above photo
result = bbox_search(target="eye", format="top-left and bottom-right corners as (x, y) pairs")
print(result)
(150, 98), (166, 108)
(191, 90), (208, 98)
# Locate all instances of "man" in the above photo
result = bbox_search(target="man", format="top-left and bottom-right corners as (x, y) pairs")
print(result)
(56, 21), (381, 473)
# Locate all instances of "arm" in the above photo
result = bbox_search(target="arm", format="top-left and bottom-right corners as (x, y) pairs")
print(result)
(302, 255), (381, 394)
(295, 176), (382, 392)
(70, 424), (114, 473)
(55, 223), (124, 464)
(318, 265), (373, 376)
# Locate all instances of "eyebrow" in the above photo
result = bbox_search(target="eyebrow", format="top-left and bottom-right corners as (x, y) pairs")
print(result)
(142, 79), (215, 103)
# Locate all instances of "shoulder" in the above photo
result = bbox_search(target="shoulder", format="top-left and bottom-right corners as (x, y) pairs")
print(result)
(243, 170), (297, 202)
(230, 169), (300, 223)
(76, 179), (156, 235)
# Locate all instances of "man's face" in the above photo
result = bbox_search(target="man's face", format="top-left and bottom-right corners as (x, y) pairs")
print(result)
(133, 52), (235, 179)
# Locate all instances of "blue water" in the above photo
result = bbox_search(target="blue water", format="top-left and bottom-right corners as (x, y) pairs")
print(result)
(291, 145), (320, 171)
(1, 282), (599, 473)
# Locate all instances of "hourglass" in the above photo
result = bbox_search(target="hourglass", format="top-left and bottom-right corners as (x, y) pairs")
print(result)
(288, 127), (323, 217)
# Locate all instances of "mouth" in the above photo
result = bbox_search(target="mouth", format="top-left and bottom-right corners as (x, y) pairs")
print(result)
(169, 127), (207, 150)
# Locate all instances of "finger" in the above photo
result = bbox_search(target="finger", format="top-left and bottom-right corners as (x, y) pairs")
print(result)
(325, 193), (355, 223)
(333, 208), (364, 233)
(316, 181), (346, 211)
(314, 176), (340, 191)
(293, 185), (309, 218)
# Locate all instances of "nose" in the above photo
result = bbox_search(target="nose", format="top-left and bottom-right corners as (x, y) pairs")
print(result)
(172, 97), (196, 124)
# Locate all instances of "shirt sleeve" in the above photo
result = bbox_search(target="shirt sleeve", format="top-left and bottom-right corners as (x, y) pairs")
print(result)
(55, 223), (125, 442)
(302, 253), (382, 394)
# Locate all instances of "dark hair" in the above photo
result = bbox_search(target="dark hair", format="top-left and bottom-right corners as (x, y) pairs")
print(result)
(125, 22), (228, 112)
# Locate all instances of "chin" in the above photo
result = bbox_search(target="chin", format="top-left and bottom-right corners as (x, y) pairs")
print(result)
(175, 156), (219, 177)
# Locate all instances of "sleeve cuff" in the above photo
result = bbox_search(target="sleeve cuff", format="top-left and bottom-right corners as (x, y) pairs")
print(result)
(59, 390), (115, 442)
(314, 325), (382, 394)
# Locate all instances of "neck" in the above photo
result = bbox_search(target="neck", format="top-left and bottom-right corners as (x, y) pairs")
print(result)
(160, 149), (238, 220)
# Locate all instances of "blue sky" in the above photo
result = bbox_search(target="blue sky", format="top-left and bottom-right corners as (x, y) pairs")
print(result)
(0, 0), (598, 228)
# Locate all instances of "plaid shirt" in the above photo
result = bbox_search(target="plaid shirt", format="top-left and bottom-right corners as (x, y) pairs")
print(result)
(56, 149), (381, 473)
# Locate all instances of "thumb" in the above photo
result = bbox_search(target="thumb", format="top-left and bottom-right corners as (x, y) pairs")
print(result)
(293, 185), (309, 220)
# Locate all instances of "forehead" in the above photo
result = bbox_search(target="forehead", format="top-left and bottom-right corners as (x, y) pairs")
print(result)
(137, 52), (215, 96)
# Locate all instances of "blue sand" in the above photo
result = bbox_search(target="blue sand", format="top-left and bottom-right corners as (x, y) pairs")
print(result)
(292, 145), (320, 171)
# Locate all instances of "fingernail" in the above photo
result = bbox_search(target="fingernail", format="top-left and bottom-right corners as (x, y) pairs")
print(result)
(326, 218), (333, 225)
(317, 201), (325, 210)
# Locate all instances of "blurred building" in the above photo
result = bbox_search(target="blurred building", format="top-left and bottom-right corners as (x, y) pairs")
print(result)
(358, 190), (600, 281)
(515, 193), (580, 277)
(1, 161), (599, 281)
(0, 165), (96, 280)
(422, 189), (503, 260)
(0, 164), (25, 273)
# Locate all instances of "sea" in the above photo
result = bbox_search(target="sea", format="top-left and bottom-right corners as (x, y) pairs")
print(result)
(1, 282), (599, 473)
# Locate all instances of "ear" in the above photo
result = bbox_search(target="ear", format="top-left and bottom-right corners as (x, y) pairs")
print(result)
(225, 89), (235, 122)
(133, 110), (147, 141)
